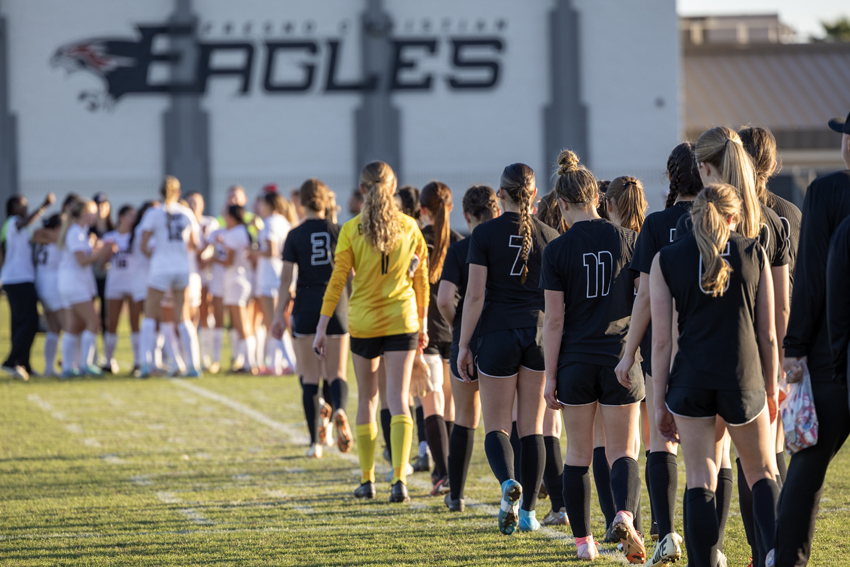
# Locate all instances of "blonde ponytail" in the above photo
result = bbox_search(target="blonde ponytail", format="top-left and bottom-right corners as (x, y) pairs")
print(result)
(360, 161), (402, 254)
(58, 200), (92, 249)
(692, 184), (741, 297)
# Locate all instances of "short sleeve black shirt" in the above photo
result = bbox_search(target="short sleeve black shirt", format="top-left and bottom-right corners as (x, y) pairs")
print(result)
(422, 225), (463, 345)
(441, 237), (475, 346)
(539, 219), (638, 367)
(631, 201), (693, 275)
(767, 192), (801, 288)
(467, 213), (559, 335)
(282, 218), (341, 288)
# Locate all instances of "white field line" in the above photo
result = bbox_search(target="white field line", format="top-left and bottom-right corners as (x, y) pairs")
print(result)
(169, 380), (628, 563)
(156, 491), (215, 525)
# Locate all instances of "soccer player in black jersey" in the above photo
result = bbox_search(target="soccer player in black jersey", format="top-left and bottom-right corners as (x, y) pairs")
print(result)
(418, 181), (463, 495)
(437, 185), (500, 512)
(540, 151), (643, 563)
(651, 184), (780, 567)
(271, 179), (351, 459)
(458, 163), (559, 535)
(775, 112), (850, 567)
(615, 142), (703, 567)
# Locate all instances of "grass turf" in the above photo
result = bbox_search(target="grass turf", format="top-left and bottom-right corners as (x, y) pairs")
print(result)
(2, 301), (850, 565)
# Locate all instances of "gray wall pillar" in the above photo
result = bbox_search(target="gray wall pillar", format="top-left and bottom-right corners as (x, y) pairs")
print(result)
(163, 0), (210, 202)
(543, 0), (588, 187)
(354, 0), (401, 184)
(0, 1), (19, 208)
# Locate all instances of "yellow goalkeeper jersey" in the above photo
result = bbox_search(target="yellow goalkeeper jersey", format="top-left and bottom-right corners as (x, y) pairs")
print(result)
(321, 212), (429, 339)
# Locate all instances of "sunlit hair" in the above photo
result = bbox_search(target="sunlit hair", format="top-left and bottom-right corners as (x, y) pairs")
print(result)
(462, 184), (500, 222)
(554, 149), (597, 205)
(606, 176), (647, 233)
(665, 142), (704, 208)
(160, 175), (181, 204)
(58, 199), (95, 249)
(261, 192), (288, 216)
(536, 191), (567, 234)
(692, 183), (742, 297)
(360, 161), (402, 254)
(420, 181), (453, 284)
(300, 178), (330, 214)
(695, 127), (760, 239)
(500, 163), (537, 283)
(738, 126), (780, 207)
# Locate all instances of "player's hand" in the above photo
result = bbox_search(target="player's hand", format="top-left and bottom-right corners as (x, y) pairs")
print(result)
(614, 353), (634, 387)
(457, 344), (473, 384)
(783, 357), (806, 384)
(312, 329), (327, 359)
(544, 377), (562, 410)
(43, 193), (56, 207)
(270, 313), (287, 340)
(767, 390), (779, 424)
(656, 405), (679, 443)
(418, 330), (429, 352)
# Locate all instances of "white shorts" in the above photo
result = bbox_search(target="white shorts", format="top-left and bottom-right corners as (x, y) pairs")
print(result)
(36, 276), (62, 312)
(105, 273), (134, 300)
(209, 266), (225, 297)
(148, 271), (190, 293)
(224, 276), (253, 307)
(58, 279), (92, 309)
(255, 279), (279, 299)
(188, 273), (202, 308)
(422, 353), (445, 392)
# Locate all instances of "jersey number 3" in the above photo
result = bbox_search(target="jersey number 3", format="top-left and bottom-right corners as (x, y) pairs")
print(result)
(310, 232), (331, 266)
(583, 252), (613, 298)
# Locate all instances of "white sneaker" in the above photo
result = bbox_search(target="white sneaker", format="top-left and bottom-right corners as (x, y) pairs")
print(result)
(577, 537), (599, 560)
(306, 443), (323, 459)
(647, 532), (682, 567)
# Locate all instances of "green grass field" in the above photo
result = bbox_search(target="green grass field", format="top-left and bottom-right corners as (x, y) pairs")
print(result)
(2, 302), (850, 566)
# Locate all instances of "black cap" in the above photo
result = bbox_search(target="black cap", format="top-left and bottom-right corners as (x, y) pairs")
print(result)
(92, 192), (108, 204)
(828, 112), (850, 135)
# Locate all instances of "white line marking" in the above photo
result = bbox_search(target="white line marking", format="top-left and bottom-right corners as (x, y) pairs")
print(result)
(101, 454), (124, 464)
(156, 491), (215, 525)
(64, 424), (83, 434)
(131, 475), (153, 486)
(83, 438), (101, 447)
(26, 394), (53, 411)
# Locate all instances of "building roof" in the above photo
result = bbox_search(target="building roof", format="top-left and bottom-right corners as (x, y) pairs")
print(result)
(683, 42), (850, 148)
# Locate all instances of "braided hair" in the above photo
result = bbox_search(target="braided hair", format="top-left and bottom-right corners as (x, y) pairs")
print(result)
(665, 142), (703, 209)
(500, 163), (537, 284)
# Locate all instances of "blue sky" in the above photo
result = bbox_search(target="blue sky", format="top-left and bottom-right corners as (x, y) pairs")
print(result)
(678, 0), (848, 40)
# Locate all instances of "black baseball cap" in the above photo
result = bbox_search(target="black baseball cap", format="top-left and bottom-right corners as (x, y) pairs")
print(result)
(828, 112), (850, 135)
(93, 192), (109, 204)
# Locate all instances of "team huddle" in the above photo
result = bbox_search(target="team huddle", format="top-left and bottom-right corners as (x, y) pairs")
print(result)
(3, 114), (850, 567)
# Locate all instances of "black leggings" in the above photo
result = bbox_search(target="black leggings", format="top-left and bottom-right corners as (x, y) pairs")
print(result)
(3, 282), (39, 372)
(774, 381), (850, 566)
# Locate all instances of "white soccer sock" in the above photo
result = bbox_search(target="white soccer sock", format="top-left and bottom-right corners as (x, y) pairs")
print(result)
(161, 322), (185, 373)
(266, 336), (283, 374)
(244, 336), (257, 369)
(140, 318), (157, 368)
(104, 332), (118, 362)
(44, 332), (59, 374)
(282, 331), (297, 373)
(229, 328), (240, 365)
(212, 328), (223, 364)
(131, 332), (140, 366)
(70, 333), (81, 369)
(61, 333), (79, 372)
(178, 321), (201, 372)
(80, 330), (97, 368)
(255, 325), (267, 368)
(199, 327), (212, 366)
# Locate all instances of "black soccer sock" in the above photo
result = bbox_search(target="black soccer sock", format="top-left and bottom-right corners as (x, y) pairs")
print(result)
(510, 421), (523, 486)
(380, 408), (393, 459)
(484, 430), (514, 484)
(543, 436), (565, 512)
(715, 468), (733, 551)
(425, 415), (450, 479)
(645, 450), (655, 527)
(610, 456), (641, 516)
(648, 451), (679, 538)
(563, 465), (591, 538)
(300, 379), (320, 445)
(592, 446), (616, 526)
(329, 378), (348, 413)
(737, 458), (758, 560)
(321, 379), (332, 407)
(685, 488), (719, 567)
(776, 451), (787, 487)
(445, 420), (454, 441)
(752, 478), (780, 562)
(416, 405), (426, 445)
(448, 424), (474, 500)
(520, 435), (545, 512)
(683, 483), (692, 561)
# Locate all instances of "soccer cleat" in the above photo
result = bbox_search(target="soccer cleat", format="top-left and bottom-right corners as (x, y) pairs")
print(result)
(183, 368), (202, 379)
(413, 452), (432, 472)
(354, 481), (376, 499)
(498, 479), (522, 535)
(650, 520), (658, 541)
(538, 482), (549, 500)
(518, 508), (541, 532)
(207, 361), (220, 375)
(102, 359), (120, 374)
(318, 400), (333, 446)
(716, 550), (727, 567)
(334, 409), (353, 453)
(138, 365), (151, 379)
(541, 507), (569, 526)
(444, 493), (465, 512)
(602, 521), (619, 543)
(61, 368), (82, 380)
(577, 537), (600, 561)
(389, 480), (410, 503)
(612, 511), (647, 564)
(2, 365), (29, 381)
(306, 444), (322, 459)
(431, 476), (450, 496)
(646, 532), (682, 567)
(84, 365), (103, 377)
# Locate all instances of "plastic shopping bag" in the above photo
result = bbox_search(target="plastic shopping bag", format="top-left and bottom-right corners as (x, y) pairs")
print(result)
(780, 361), (818, 454)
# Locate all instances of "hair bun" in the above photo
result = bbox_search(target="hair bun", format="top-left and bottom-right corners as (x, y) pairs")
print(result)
(557, 150), (580, 175)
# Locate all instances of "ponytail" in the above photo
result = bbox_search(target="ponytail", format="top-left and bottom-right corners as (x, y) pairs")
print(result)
(500, 163), (537, 284)
(665, 142), (703, 209)
(692, 184), (741, 297)
(58, 200), (91, 249)
(606, 176), (647, 233)
(360, 161), (402, 254)
(739, 126), (779, 208)
(420, 181), (452, 284)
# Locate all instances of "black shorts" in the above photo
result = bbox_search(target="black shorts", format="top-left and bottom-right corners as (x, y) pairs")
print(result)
(424, 341), (451, 359)
(475, 327), (545, 378)
(639, 329), (652, 376)
(350, 332), (418, 360)
(450, 340), (478, 382)
(557, 361), (645, 406)
(666, 387), (766, 426)
(291, 286), (348, 336)
(291, 310), (347, 337)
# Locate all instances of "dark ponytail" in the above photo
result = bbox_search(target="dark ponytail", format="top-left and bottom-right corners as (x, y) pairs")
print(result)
(420, 181), (452, 284)
(500, 163), (537, 284)
(665, 142), (703, 209)
(227, 204), (253, 244)
(129, 200), (157, 252)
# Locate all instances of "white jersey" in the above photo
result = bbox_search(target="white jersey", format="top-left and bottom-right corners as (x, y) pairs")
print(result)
(199, 215), (219, 281)
(0, 217), (34, 285)
(256, 213), (291, 290)
(139, 203), (199, 277)
(131, 223), (152, 302)
(34, 241), (62, 312)
(58, 223), (96, 299)
(222, 225), (253, 278)
(103, 230), (134, 297)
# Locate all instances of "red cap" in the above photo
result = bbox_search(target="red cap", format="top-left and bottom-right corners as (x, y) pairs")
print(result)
(262, 183), (278, 194)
